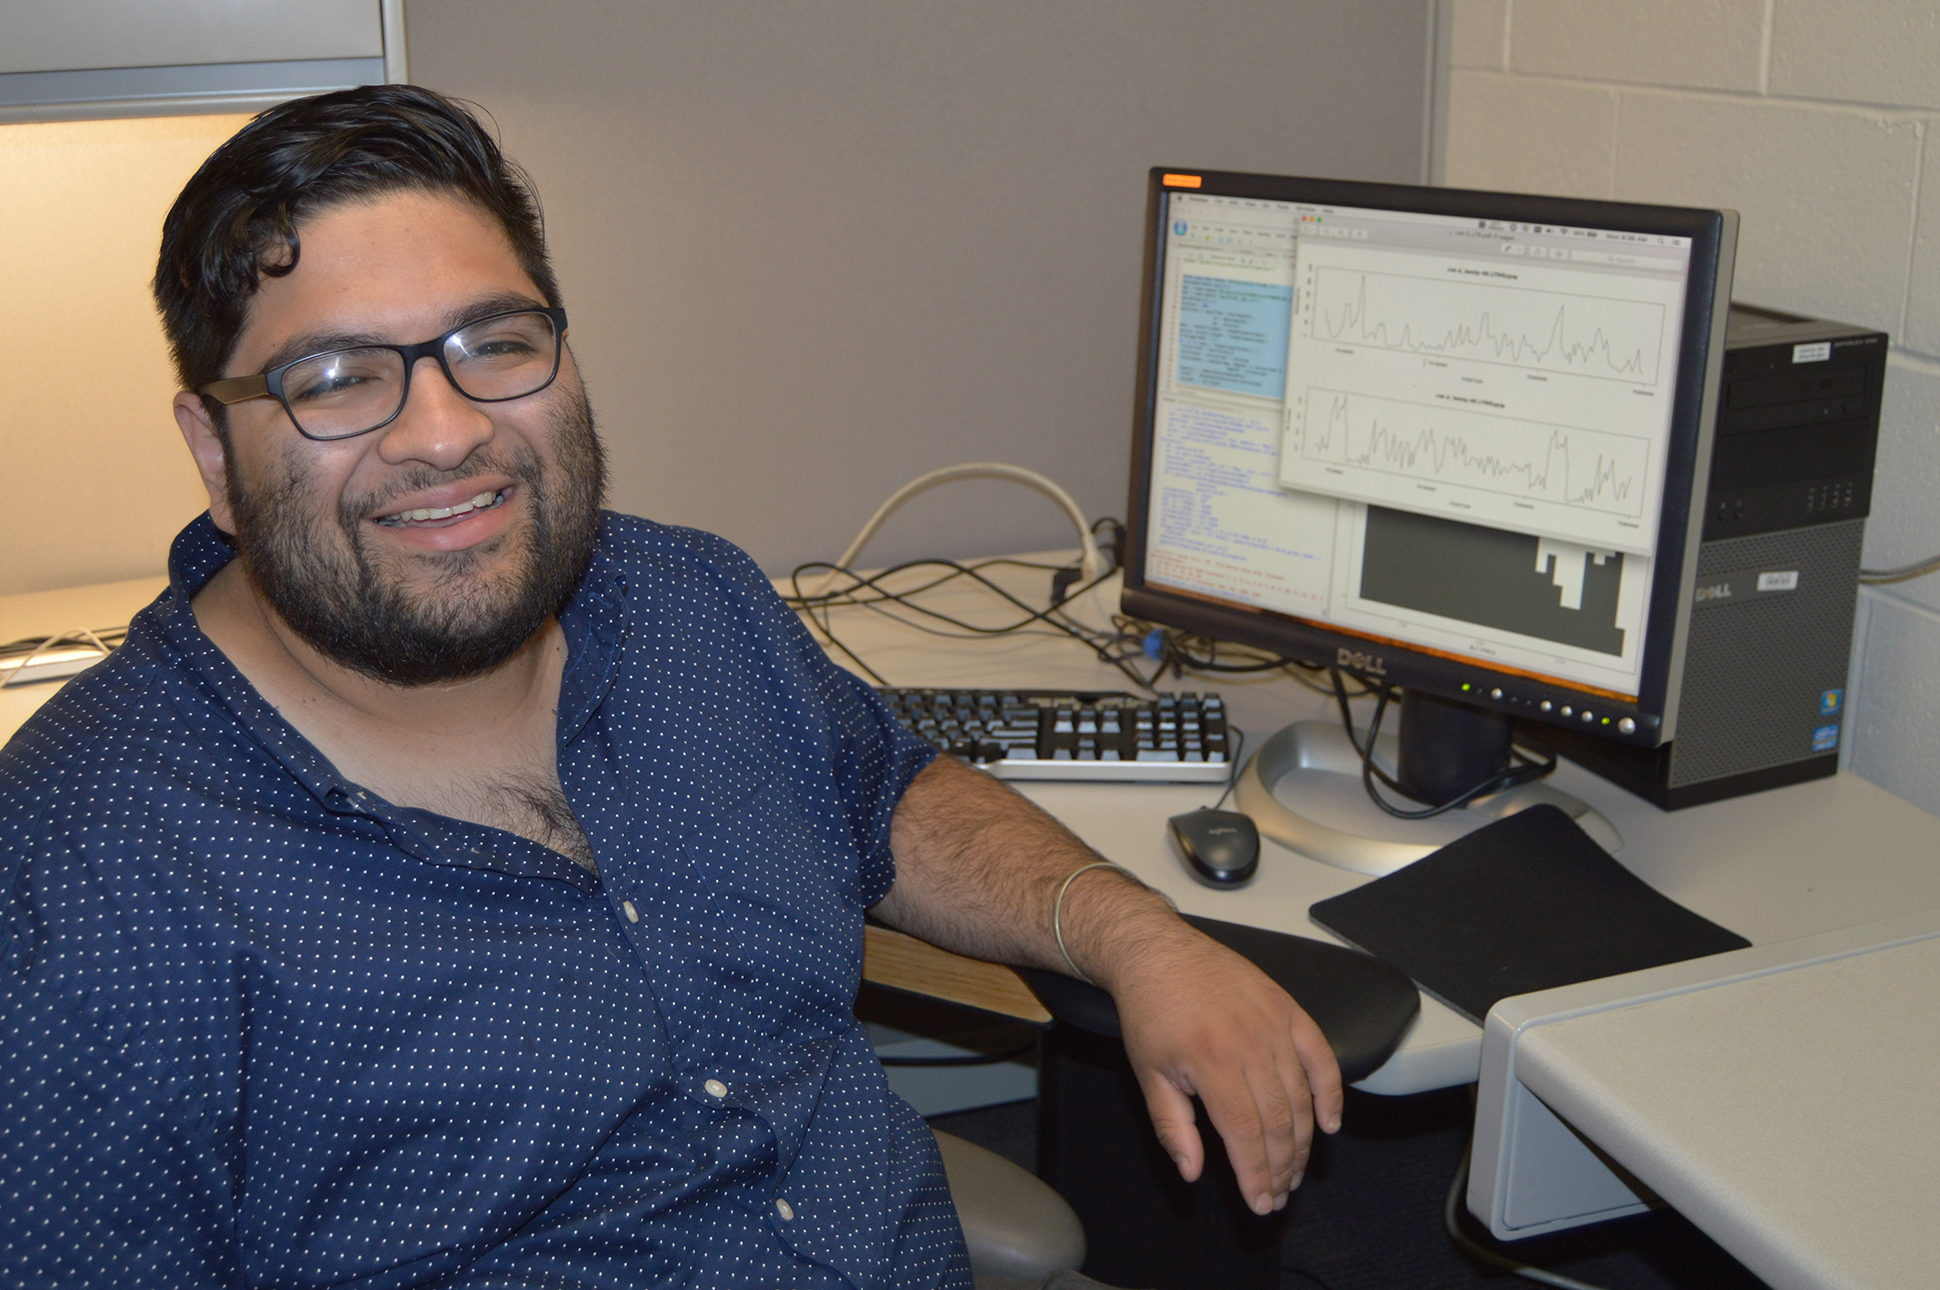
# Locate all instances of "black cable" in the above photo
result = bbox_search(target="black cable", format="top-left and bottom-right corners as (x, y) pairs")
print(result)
(1330, 671), (1556, 821)
(790, 559), (1081, 668)
(1139, 630), (1357, 699)
(1090, 516), (1126, 572)
(1167, 653), (1303, 674)
(1445, 1137), (1611, 1290)
(790, 559), (1103, 638)
(787, 555), (1074, 610)
(808, 562), (1186, 696)
(789, 557), (1156, 691)
(791, 565), (894, 686)
(1327, 665), (1401, 758)
(1207, 727), (1247, 812)
(877, 1041), (1036, 1068)
(1158, 632), (1317, 674)
(789, 548), (1393, 704)
(1358, 685), (1554, 820)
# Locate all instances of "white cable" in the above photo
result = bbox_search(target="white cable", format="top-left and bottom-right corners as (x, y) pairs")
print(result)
(0, 628), (118, 689)
(812, 463), (1107, 600)
(1859, 552), (1940, 585)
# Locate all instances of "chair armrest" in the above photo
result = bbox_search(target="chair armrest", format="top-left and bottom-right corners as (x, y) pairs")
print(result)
(935, 1130), (1086, 1279)
(864, 924), (1053, 1024)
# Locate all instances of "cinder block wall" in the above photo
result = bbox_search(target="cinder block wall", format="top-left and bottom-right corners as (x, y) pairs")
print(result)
(1443, 0), (1940, 818)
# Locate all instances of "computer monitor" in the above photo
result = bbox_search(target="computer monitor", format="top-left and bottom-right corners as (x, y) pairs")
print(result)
(1120, 170), (1737, 864)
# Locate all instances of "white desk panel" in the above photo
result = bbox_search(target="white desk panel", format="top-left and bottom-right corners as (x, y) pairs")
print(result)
(1477, 911), (1940, 1289)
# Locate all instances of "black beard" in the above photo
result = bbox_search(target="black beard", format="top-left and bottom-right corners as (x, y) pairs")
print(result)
(224, 389), (607, 686)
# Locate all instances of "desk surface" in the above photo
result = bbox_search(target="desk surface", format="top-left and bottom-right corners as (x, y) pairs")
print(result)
(793, 554), (1940, 1095)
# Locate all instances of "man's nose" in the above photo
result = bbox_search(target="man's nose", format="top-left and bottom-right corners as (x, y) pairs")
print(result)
(374, 355), (496, 470)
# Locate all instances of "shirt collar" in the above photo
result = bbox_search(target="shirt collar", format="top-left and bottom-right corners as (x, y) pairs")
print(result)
(556, 517), (629, 746)
(157, 510), (629, 801)
(157, 516), (353, 806)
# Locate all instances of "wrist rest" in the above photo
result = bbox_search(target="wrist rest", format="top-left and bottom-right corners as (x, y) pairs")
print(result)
(1018, 914), (1420, 1083)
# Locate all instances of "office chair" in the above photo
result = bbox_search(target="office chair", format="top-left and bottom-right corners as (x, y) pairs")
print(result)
(886, 917), (1417, 1289)
(934, 1128), (1138, 1290)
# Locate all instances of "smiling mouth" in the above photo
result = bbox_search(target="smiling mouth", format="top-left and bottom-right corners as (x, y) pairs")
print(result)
(374, 488), (509, 528)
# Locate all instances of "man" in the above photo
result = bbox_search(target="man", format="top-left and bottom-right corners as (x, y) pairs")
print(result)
(0, 86), (1339, 1287)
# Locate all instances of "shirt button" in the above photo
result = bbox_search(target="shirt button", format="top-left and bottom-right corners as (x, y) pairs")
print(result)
(704, 1079), (728, 1099)
(775, 1198), (795, 1221)
(622, 901), (640, 923)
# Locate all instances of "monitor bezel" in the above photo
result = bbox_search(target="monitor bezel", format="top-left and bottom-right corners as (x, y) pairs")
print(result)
(1120, 169), (1737, 748)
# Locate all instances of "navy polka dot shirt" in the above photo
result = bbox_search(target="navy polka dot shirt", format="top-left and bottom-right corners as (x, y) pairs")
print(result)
(0, 512), (969, 1288)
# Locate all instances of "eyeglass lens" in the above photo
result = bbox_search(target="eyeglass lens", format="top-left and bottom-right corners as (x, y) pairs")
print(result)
(282, 311), (560, 440)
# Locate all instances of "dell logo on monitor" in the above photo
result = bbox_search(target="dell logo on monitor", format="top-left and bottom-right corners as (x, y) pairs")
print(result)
(1337, 648), (1387, 675)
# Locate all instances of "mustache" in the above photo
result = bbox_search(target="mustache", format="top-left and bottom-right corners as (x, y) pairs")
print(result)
(337, 447), (543, 524)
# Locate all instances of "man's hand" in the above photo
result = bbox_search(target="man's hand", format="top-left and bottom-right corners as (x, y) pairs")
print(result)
(1090, 907), (1343, 1214)
(873, 755), (1344, 1214)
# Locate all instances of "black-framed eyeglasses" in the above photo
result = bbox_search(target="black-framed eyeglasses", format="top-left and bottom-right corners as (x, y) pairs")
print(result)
(199, 306), (569, 442)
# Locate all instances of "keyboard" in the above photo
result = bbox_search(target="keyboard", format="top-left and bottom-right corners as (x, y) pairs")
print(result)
(878, 687), (1233, 782)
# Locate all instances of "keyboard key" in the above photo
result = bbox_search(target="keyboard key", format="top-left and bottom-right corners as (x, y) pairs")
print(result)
(877, 687), (1229, 782)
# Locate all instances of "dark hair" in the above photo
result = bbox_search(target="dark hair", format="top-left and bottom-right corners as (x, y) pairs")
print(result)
(153, 84), (560, 394)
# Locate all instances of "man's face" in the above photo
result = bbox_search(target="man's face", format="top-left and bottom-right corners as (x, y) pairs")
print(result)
(193, 189), (605, 685)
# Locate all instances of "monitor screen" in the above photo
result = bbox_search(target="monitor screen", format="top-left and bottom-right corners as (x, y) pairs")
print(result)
(1122, 171), (1737, 749)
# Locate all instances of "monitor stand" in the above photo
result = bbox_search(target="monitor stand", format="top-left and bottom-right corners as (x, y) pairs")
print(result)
(1232, 696), (1621, 877)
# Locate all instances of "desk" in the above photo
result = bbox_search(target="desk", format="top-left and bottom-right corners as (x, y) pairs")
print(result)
(804, 554), (1940, 1097)
(1472, 909), (1940, 1290)
(809, 553), (1940, 1288)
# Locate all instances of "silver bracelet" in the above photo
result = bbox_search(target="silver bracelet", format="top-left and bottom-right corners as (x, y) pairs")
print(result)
(1052, 860), (1136, 985)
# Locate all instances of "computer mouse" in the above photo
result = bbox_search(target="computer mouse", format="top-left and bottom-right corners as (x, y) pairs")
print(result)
(1168, 808), (1260, 888)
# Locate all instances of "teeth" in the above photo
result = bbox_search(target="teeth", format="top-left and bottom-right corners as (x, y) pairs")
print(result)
(394, 490), (500, 524)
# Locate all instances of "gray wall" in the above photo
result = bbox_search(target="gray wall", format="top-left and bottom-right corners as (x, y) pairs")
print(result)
(407, 1), (1433, 575)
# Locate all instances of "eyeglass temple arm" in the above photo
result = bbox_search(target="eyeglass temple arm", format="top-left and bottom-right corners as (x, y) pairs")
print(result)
(198, 374), (269, 404)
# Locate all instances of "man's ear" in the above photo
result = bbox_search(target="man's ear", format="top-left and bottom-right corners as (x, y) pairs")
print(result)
(174, 392), (237, 533)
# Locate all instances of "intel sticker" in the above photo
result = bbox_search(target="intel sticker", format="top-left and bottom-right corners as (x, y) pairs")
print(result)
(1812, 724), (1840, 752)
(1793, 341), (1831, 363)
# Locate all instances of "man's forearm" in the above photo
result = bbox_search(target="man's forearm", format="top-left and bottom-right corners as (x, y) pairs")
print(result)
(871, 754), (1182, 990)
(873, 752), (1345, 1217)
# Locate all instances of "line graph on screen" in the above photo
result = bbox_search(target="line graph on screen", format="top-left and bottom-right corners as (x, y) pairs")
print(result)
(1298, 389), (1650, 518)
(1307, 267), (1667, 385)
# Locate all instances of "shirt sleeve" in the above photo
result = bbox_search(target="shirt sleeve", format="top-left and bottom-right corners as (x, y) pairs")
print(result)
(659, 523), (938, 909)
(762, 590), (937, 908)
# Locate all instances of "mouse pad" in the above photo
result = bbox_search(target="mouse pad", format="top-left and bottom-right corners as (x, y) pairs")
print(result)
(1308, 803), (1751, 1025)
(1018, 915), (1420, 1084)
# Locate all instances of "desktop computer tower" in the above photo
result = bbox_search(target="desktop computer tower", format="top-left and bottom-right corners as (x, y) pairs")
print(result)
(1530, 304), (1886, 809)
